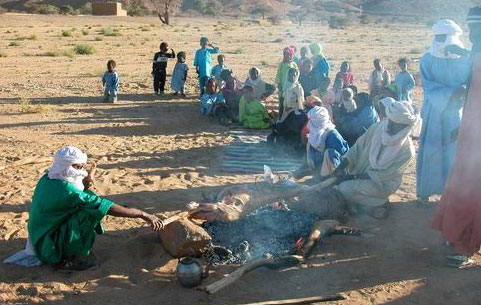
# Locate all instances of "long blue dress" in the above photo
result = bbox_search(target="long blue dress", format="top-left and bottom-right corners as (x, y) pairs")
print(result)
(416, 53), (471, 198)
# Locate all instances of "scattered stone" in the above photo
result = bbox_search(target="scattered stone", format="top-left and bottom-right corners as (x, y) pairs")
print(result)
(158, 218), (211, 258)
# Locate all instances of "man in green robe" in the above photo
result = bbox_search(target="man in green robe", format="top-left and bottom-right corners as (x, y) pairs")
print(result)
(333, 98), (417, 219)
(238, 86), (271, 129)
(5, 146), (162, 270)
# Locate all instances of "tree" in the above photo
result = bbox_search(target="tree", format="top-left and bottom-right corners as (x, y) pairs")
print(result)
(251, 2), (274, 20)
(149, 0), (180, 25)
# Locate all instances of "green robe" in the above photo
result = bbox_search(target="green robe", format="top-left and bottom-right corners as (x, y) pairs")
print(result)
(275, 61), (298, 97)
(28, 174), (114, 265)
(238, 96), (271, 129)
(336, 122), (414, 207)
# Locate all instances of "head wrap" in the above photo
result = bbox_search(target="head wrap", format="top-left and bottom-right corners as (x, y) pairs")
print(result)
(429, 19), (464, 59)
(380, 97), (417, 126)
(245, 67), (262, 87)
(47, 146), (88, 191)
(342, 88), (357, 113)
(309, 43), (323, 56)
(307, 106), (335, 152)
(200, 37), (209, 44)
(283, 47), (295, 61)
(177, 51), (186, 59)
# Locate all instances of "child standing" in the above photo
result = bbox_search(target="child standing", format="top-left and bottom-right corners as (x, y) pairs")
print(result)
(336, 61), (354, 86)
(394, 57), (415, 103)
(299, 59), (317, 98)
(152, 42), (175, 96)
(194, 37), (220, 95)
(297, 46), (309, 72)
(102, 59), (119, 103)
(171, 52), (189, 96)
(276, 47), (298, 118)
(211, 54), (227, 88)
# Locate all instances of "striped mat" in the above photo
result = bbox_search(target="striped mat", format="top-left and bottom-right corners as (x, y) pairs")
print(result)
(222, 129), (303, 174)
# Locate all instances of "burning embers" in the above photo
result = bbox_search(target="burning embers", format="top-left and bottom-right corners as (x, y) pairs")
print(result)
(202, 206), (318, 265)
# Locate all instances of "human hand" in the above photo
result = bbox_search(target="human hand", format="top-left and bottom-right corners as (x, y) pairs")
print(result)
(444, 45), (467, 57)
(142, 213), (163, 231)
(83, 162), (97, 190)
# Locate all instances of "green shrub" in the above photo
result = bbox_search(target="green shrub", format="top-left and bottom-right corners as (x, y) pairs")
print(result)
(74, 44), (96, 55)
(18, 98), (46, 113)
(9, 41), (20, 47)
(28, 4), (59, 15)
(328, 16), (349, 29)
(127, 0), (150, 16)
(82, 29), (89, 35)
(78, 3), (92, 15)
(95, 36), (103, 41)
(233, 47), (244, 54)
(61, 30), (73, 37)
(0, 51), (7, 57)
(59, 5), (75, 15)
(41, 49), (74, 57)
(100, 28), (121, 36)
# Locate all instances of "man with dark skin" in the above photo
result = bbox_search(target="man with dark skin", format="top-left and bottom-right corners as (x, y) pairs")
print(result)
(432, 7), (481, 268)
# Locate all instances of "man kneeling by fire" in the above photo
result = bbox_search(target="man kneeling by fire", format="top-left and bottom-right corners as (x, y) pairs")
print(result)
(331, 97), (416, 219)
(191, 97), (416, 223)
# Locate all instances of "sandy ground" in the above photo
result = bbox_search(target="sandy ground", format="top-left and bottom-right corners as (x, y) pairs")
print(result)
(0, 14), (480, 305)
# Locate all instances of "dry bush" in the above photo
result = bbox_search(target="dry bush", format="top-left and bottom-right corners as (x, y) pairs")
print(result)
(74, 44), (96, 55)
(9, 41), (20, 47)
(18, 98), (46, 113)
(61, 30), (73, 37)
(100, 28), (121, 36)
(82, 29), (89, 35)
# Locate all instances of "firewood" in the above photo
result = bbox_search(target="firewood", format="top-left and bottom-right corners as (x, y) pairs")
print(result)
(241, 294), (346, 304)
(203, 255), (303, 294)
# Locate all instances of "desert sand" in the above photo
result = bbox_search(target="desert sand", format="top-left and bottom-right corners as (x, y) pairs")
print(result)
(0, 14), (480, 305)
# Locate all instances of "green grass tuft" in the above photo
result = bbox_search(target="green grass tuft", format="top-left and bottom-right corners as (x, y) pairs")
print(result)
(74, 44), (96, 55)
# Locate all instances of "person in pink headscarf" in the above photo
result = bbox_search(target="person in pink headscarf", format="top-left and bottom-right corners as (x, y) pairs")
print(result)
(276, 47), (299, 118)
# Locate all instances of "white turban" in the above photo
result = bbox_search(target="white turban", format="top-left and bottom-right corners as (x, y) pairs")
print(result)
(380, 97), (418, 126)
(307, 106), (335, 152)
(429, 19), (464, 59)
(47, 146), (88, 191)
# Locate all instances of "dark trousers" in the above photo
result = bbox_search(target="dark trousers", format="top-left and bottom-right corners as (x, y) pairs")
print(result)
(153, 70), (167, 93)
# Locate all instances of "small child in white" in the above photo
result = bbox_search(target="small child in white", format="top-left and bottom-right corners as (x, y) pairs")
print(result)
(171, 52), (189, 96)
(102, 59), (119, 103)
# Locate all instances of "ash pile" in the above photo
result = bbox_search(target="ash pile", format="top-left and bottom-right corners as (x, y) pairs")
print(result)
(203, 205), (317, 265)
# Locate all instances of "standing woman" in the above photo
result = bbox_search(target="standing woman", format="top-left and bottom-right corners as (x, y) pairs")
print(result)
(276, 47), (298, 119)
(433, 7), (481, 268)
(309, 43), (330, 82)
(416, 19), (471, 204)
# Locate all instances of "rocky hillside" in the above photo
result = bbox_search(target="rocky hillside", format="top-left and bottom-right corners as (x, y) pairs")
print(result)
(0, 0), (476, 21)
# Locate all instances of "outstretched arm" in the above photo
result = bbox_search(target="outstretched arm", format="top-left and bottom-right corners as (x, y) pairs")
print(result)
(107, 204), (162, 231)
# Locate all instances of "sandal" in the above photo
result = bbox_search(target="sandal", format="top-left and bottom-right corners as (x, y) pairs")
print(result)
(446, 255), (474, 268)
(58, 253), (98, 272)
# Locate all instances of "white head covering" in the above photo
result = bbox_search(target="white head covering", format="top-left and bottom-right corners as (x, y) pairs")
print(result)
(307, 106), (336, 152)
(429, 19), (464, 59)
(342, 88), (357, 113)
(245, 67), (262, 87)
(380, 97), (418, 126)
(47, 146), (88, 191)
(369, 99), (417, 170)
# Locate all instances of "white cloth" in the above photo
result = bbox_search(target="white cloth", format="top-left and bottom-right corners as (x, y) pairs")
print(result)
(3, 236), (41, 267)
(307, 106), (335, 152)
(280, 76), (305, 122)
(245, 67), (262, 87)
(428, 19), (464, 59)
(369, 120), (412, 170)
(380, 97), (418, 126)
(47, 146), (88, 191)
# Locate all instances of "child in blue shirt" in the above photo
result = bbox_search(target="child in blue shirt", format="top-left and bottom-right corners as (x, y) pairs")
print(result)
(194, 37), (220, 95)
(102, 59), (119, 103)
(211, 54), (227, 87)
(171, 52), (189, 97)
